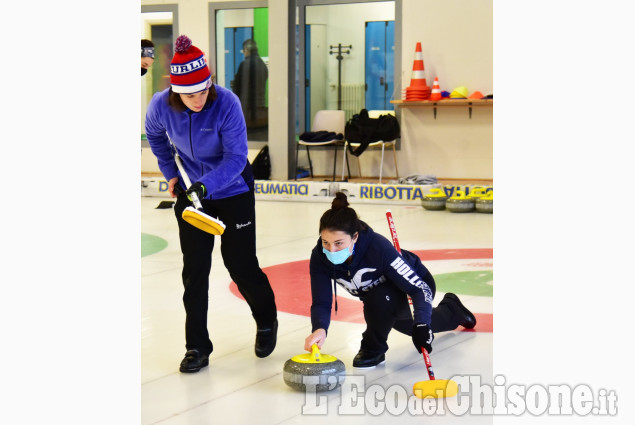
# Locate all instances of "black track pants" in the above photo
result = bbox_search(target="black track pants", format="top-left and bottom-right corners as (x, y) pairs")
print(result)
(359, 281), (462, 355)
(174, 189), (277, 355)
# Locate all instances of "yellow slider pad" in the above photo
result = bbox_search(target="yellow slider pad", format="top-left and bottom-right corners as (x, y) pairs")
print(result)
(182, 206), (226, 235)
(412, 379), (459, 399)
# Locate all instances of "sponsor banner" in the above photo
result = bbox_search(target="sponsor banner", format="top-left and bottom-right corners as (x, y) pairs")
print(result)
(340, 182), (438, 205)
(255, 181), (440, 205)
(254, 180), (335, 202)
(142, 178), (493, 206)
(141, 177), (171, 198)
(337, 183), (492, 205)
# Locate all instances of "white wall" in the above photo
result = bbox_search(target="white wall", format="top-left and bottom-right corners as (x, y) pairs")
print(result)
(398, 0), (493, 180)
(267, 0), (291, 180)
(140, 0), (493, 181)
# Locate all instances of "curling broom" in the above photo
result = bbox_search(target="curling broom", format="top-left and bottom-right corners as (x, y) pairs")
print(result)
(385, 209), (458, 399)
(167, 132), (226, 235)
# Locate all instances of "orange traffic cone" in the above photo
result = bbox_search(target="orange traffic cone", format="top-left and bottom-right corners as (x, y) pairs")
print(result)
(429, 77), (442, 101)
(405, 42), (430, 101)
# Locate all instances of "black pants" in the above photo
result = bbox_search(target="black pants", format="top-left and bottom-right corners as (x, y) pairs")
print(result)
(174, 189), (277, 355)
(359, 280), (461, 355)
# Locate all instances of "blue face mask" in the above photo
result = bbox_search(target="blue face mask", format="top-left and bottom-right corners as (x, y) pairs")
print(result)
(322, 243), (355, 265)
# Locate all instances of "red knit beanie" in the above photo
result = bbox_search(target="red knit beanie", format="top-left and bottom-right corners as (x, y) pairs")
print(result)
(170, 35), (212, 94)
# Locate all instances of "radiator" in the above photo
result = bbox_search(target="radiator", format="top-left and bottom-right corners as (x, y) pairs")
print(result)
(333, 84), (365, 120)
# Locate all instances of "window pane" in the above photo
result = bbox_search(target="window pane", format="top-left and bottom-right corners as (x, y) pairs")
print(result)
(305, 1), (395, 126)
(215, 8), (269, 142)
(141, 12), (173, 137)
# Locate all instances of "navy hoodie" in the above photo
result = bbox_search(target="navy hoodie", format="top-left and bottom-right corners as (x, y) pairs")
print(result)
(309, 223), (435, 333)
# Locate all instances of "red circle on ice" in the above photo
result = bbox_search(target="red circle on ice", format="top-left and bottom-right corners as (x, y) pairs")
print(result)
(229, 248), (493, 332)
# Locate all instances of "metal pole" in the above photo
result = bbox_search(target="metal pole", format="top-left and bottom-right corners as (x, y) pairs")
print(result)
(337, 44), (342, 110)
(329, 43), (352, 111)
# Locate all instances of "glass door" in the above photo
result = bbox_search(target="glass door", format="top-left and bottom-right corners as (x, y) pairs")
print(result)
(140, 10), (175, 138)
(301, 0), (396, 130)
(214, 7), (269, 142)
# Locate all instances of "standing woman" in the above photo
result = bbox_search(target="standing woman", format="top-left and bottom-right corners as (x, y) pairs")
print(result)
(304, 192), (476, 368)
(145, 35), (278, 373)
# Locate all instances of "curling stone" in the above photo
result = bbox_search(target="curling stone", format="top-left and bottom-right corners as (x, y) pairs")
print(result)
(475, 191), (493, 213)
(283, 344), (346, 392)
(467, 187), (487, 200)
(421, 188), (448, 211)
(445, 190), (475, 213)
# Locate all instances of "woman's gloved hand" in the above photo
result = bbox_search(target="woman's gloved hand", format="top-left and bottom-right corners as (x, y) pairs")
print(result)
(412, 322), (434, 353)
(186, 182), (206, 201)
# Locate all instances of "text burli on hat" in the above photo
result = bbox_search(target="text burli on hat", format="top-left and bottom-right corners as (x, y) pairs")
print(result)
(171, 56), (206, 75)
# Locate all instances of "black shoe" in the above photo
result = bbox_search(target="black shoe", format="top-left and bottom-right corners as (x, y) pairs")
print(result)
(353, 350), (385, 368)
(179, 349), (209, 373)
(255, 319), (278, 358)
(443, 293), (477, 329)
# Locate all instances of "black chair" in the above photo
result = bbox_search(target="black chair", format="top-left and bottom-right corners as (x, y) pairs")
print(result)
(296, 110), (349, 181)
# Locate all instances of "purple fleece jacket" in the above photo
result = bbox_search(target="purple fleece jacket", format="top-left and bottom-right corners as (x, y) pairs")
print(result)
(144, 84), (253, 200)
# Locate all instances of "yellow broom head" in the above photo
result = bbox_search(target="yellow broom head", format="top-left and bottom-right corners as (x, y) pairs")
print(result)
(412, 379), (459, 399)
(182, 207), (226, 235)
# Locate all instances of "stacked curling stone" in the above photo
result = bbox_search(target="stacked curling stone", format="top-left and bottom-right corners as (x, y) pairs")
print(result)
(468, 187), (493, 214)
(421, 188), (448, 211)
(468, 187), (487, 200)
(475, 191), (493, 213)
(445, 190), (475, 213)
(283, 344), (346, 392)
